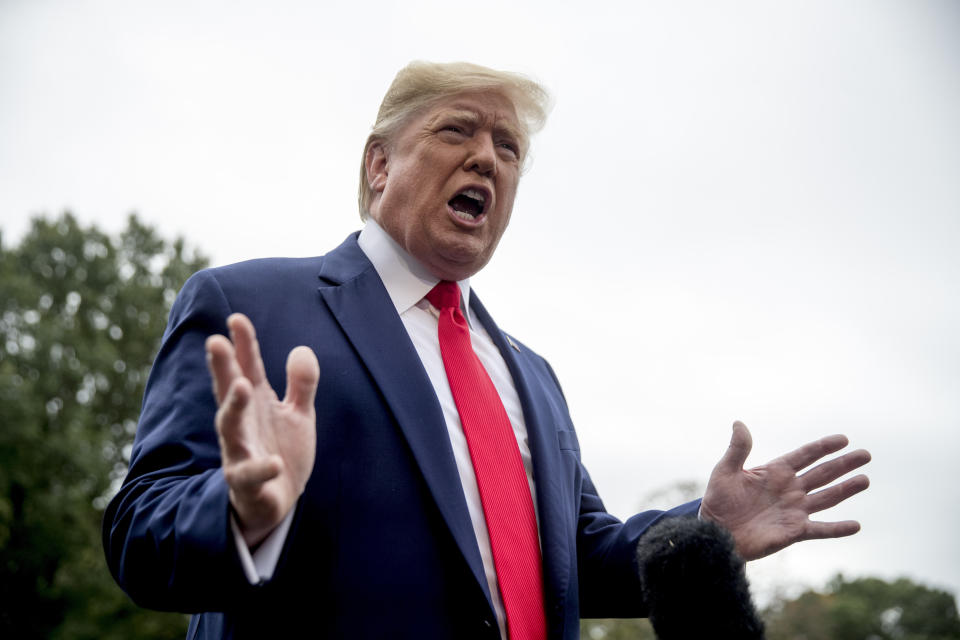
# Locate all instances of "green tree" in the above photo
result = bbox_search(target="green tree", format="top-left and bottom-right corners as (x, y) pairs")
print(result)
(580, 617), (656, 640)
(0, 212), (206, 639)
(765, 574), (960, 640)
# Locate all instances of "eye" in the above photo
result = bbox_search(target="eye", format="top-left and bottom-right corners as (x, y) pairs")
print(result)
(440, 124), (465, 135)
(497, 141), (520, 159)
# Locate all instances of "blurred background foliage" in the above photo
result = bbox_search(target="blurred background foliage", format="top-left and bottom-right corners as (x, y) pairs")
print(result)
(1, 213), (957, 639)
(0, 213), (204, 639)
(582, 574), (960, 640)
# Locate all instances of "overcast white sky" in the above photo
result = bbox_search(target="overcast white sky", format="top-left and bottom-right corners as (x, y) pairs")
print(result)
(2, 0), (958, 605)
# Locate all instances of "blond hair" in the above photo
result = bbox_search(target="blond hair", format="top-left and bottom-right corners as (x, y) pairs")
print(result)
(358, 61), (550, 219)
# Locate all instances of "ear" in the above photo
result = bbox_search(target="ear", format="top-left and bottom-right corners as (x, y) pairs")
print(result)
(365, 142), (388, 194)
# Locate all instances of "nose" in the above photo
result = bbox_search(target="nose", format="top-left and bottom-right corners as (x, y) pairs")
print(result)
(463, 133), (497, 177)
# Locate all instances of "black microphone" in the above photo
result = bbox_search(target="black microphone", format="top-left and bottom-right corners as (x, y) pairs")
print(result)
(635, 516), (765, 639)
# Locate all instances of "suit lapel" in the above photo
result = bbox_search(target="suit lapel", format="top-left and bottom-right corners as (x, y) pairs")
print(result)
(470, 293), (573, 628)
(316, 235), (491, 602)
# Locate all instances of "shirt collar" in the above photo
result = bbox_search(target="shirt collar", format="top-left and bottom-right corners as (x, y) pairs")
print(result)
(357, 218), (472, 317)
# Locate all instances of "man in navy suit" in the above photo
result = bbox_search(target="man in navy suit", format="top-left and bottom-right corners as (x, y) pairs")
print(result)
(103, 61), (870, 639)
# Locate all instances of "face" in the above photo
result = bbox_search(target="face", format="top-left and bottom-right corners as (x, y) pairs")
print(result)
(366, 91), (523, 281)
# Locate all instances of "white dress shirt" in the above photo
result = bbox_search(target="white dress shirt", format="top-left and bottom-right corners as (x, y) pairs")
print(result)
(233, 220), (538, 639)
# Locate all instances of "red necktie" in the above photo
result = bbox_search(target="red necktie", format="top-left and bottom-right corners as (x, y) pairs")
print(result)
(426, 281), (547, 640)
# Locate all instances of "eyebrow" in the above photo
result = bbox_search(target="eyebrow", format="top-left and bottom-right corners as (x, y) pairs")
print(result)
(427, 107), (524, 146)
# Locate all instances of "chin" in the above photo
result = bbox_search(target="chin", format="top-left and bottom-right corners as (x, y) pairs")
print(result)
(429, 244), (492, 280)
(433, 256), (487, 282)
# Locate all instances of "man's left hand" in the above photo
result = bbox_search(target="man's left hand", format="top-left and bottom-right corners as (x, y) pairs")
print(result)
(700, 421), (871, 561)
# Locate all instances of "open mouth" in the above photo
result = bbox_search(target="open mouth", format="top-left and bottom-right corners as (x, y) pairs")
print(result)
(448, 187), (488, 222)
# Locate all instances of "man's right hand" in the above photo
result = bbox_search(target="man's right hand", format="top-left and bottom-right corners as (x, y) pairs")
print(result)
(205, 313), (320, 547)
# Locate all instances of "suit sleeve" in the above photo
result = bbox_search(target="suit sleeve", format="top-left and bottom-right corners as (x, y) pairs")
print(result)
(540, 360), (701, 618)
(575, 466), (700, 617)
(102, 269), (257, 611)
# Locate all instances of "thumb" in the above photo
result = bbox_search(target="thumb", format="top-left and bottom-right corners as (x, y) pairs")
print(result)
(717, 421), (753, 473)
(284, 346), (320, 411)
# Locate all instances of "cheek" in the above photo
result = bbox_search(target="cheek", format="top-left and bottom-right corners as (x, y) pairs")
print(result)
(496, 185), (518, 226)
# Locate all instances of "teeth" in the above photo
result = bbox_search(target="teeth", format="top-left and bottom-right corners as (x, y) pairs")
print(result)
(462, 188), (486, 205)
(452, 210), (476, 221)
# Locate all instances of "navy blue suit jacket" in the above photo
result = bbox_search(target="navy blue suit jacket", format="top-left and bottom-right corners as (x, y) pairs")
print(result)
(103, 233), (699, 639)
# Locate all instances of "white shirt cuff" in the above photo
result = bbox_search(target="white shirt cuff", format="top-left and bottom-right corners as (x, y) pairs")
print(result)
(230, 509), (295, 584)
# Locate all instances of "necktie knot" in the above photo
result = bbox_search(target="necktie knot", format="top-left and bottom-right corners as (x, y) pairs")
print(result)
(426, 280), (461, 312)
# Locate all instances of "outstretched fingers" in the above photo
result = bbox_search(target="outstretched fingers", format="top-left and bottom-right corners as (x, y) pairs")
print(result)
(283, 346), (320, 412)
(800, 448), (872, 491)
(215, 376), (254, 462)
(781, 434), (851, 472)
(802, 519), (862, 542)
(228, 313), (268, 386)
(806, 473), (871, 513)
(206, 333), (241, 405)
(715, 421), (754, 473)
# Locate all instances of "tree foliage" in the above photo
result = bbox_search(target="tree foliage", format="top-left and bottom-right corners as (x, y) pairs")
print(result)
(581, 617), (656, 640)
(580, 575), (959, 640)
(0, 212), (206, 639)
(764, 574), (960, 640)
